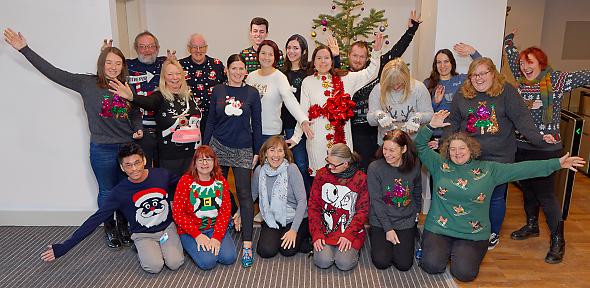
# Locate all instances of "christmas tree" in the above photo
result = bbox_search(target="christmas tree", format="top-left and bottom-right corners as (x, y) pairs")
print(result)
(311, 0), (387, 68)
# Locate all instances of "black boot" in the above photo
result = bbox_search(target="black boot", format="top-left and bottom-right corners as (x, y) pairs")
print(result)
(510, 216), (540, 240)
(545, 221), (565, 264)
(104, 219), (122, 248)
(116, 212), (133, 247)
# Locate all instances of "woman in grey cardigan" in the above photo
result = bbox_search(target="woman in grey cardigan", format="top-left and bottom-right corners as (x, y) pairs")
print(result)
(252, 136), (311, 258)
(367, 129), (422, 270)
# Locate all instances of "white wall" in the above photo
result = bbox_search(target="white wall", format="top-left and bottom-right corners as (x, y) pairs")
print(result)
(540, 0), (590, 71)
(140, 0), (418, 70)
(0, 1), (114, 224)
(505, 0), (546, 49)
(416, 0), (508, 80)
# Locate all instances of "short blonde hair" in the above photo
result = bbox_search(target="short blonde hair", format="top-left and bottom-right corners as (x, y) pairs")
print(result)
(379, 58), (412, 108)
(158, 59), (191, 102)
(460, 57), (506, 99)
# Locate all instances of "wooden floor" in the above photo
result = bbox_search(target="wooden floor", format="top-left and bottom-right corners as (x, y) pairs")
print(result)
(459, 174), (590, 288)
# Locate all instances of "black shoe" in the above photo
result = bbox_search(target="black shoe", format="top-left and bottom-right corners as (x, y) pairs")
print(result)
(104, 220), (122, 248)
(545, 221), (565, 264)
(116, 212), (133, 247)
(511, 217), (540, 240)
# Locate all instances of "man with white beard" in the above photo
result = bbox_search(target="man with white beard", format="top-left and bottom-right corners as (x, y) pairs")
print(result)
(40, 143), (185, 274)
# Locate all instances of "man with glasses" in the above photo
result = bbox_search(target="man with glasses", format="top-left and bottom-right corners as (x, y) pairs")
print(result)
(180, 33), (226, 135)
(125, 31), (168, 169)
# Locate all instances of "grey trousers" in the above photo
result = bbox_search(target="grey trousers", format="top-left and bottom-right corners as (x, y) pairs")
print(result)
(313, 245), (359, 271)
(130, 222), (185, 273)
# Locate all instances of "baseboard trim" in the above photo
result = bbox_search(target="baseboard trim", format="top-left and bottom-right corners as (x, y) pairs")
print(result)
(0, 210), (95, 226)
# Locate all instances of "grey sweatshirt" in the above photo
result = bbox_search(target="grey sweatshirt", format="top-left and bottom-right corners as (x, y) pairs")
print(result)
(19, 46), (142, 144)
(251, 163), (307, 231)
(367, 158), (422, 231)
(443, 83), (550, 163)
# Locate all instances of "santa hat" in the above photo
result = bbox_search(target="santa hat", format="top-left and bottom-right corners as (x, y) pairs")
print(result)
(133, 188), (167, 207)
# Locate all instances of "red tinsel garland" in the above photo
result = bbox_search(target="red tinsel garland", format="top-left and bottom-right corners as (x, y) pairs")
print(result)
(308, 74), (355, 145)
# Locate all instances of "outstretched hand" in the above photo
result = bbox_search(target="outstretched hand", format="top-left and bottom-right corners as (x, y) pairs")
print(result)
(559, 152), (585, 172)
(166, 49), (177, 61)
(3, 28), (27, 50)
(40, 245), (56, 262)
(408, 10), (422, 27)
(373, 33), (384, 52)
(108, 78), (133, 101)
(326, 34), (340, 56)
(453, 42), (476, 57)
(429, 110), (451, 128)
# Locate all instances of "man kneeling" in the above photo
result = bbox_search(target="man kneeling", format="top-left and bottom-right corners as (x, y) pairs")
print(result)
(40, 143), (185, 273)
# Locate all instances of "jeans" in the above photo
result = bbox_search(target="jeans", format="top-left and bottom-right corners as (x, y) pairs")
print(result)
(89, 142), (127, 209)
(284, 128), (312, 195)
(489, 183), (508, 235)
(180, 228), (237, 270)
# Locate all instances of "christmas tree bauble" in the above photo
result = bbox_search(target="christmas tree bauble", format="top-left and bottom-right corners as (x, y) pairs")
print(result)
(321, 19), (328, 26)
(385, 40), (390, 45)
(311, 31), (317, 38)
(379, 25), (386, 32)
(322, 27), (327, 31)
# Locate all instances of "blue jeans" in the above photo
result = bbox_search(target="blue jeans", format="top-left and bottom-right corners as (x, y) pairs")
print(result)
(180, 228), (237, 270)
(284, 128), (312, 195)
(89, 142), (127, 209)
(489, 183), (508, 235)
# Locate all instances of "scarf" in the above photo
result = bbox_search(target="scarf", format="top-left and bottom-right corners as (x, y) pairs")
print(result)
(258, 160), (290, 229)
(519, 67), (554, 124)
(332, 162), (359, 179)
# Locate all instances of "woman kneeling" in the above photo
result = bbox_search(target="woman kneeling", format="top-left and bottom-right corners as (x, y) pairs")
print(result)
(173, 145), (237, 270)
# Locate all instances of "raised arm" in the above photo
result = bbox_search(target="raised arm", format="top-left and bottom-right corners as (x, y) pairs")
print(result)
(416, 111), (450, 173)
(4, 28), (84, 92)
(503, 32), (522, 80)
(380, 10), (421, 69)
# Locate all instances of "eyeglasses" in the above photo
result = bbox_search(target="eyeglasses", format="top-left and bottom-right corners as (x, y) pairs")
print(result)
(196, 158), (214, 164)
(470, 70), (490, 80)
(122, 160), (143, 169)
(325, 157), (346, 169)
(189, 44), (208, 51)
(138, 44), (158, 50)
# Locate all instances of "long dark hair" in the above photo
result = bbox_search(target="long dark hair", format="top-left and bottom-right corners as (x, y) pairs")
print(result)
(96, 47), (128, 89)
(425, 49), (457, 95)
(283, 34), (309, 72)
(376, 129), (417, 173)
(307, 45), (348, 77)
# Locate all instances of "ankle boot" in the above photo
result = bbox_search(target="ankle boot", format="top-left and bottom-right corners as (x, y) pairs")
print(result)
(511, 216), (540, 240)
(116, 212), (133, 247)
(545, 221), (565, 264)
(104, 219), (122, 248)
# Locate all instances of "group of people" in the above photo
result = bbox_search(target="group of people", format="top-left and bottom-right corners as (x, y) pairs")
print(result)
(4, 9), (590, 283)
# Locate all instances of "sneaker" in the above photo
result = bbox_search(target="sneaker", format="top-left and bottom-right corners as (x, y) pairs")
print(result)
(241, 247), (254, 268)
(488, 233), (499, 250)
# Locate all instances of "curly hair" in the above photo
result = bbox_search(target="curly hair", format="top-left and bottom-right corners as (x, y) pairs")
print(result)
(460, 57), (506, 99)
(439, 132), (481, 161)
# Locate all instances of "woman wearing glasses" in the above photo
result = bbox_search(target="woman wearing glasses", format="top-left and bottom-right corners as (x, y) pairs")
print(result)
(443, 57), (554, 250)
(173, 145), (237, 270)
(307, 143), (369, 271)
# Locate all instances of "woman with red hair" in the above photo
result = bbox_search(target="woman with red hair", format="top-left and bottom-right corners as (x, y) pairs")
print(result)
(504, 31), (590, 264)
(172, 145), (236, 270)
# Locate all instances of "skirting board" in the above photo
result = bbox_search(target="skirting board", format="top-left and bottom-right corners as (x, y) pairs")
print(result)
(0, 210), (95, 226)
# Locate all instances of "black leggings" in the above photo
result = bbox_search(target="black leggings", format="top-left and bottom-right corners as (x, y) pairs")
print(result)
(257, 218), (310, 258)
(221, 165), (253, 242)
(419, 230), (488, 282)
(515, 148), (563, 233)
(369, 226), (416, 271)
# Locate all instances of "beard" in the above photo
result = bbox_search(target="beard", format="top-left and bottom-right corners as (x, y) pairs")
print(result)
(138, 54), (157, 65)
(136, 200), (169, 228)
